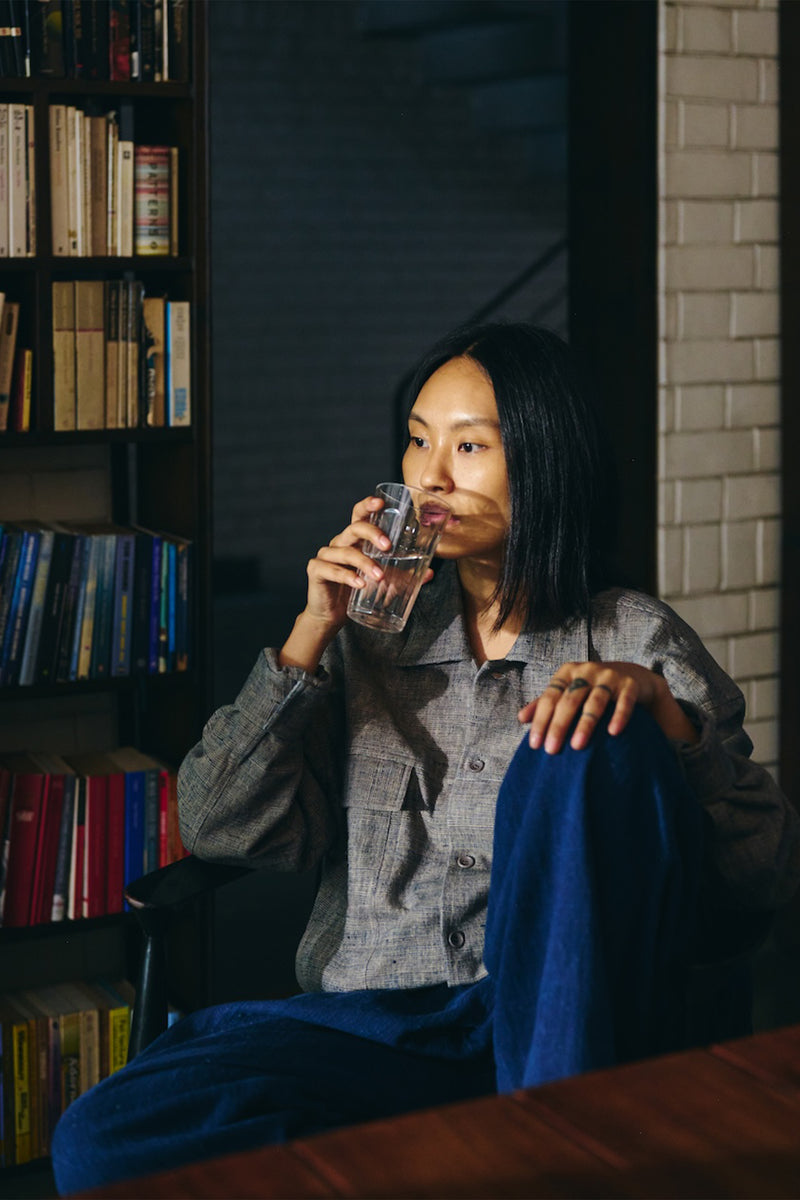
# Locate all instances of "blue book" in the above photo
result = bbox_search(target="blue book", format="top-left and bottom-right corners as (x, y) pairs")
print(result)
(89, 533), (117, 679)
(148, 534), (163, 674)
(110, 531), (135, 677)
(19, 528), (55, 686)
(0, 527), (23, 680)
(50, 771), (76, 923)
(35, 530), (76, 685)
(54, 534), (85, 683)
(68, 535), (93, 682)
(107, 747), (148, 902)
(175, 538), (191, 671)
(1, 528), (40, 686)
(167, 538), (176, 672)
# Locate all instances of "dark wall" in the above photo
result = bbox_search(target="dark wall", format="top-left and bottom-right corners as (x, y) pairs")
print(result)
(208, 0), (567, 702)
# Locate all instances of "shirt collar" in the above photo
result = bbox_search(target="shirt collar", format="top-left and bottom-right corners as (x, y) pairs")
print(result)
(396, 562), (590, 667)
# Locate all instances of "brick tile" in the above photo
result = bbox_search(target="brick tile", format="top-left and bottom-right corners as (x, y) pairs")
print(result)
(722, 519), (759, 588)
(674, 383), (726, 429)
(678, 292), (730, 338)
(676, 478), (723, 523)
(749, 585), (780, 631)
(667, 337), (753, 383)
(751, 674), (779, 719)
(734, 199), (778, 242)
(659, 526), (684, 596)
(663, 429), (754, 477)
(752, 151), (779, 196)
(664, 244), (753, 289)
(668, 591), (748, 637)
(682, 6), (733, 53)
(684, 523), (721, 591)
(728, 630), (780, 677)
(732, 103), (778, 149)
(664, 150), (753, 198)
(666, 54), (759, 101)
(730, 291), (779, 337)
(679, 199), (735, 243)
(727, 383), (779, 427)
(754, 337), (779, 380)
(681, 101), (730, 146)
(733, 8), (778, 56)
(757, 516), (780, 584)
(724, 472), (780, 519)
(754, 243), (779, 288)
(754, 427), (780, 471)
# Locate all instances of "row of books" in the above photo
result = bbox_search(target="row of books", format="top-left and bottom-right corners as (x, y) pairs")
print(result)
(0, 521), (192, 687)
(0, 746), (186, 932)
(53, 281), (191, 430)
(0, 103), (35, 256)
(0, 294), (30, 432)
(50, 106), (178, 257)
(0, 0), (190, 82)
(0, 976), (135, 1165)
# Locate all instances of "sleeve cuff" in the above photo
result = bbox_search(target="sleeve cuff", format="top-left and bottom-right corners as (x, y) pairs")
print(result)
(670, 701), (736, 802)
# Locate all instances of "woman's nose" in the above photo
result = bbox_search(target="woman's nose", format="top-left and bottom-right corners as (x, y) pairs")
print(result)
(418, 450), (453, 494)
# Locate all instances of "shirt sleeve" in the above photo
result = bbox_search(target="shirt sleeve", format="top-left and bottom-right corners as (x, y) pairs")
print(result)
(610, 591), (800, 912)
(177, 643), (346, 871)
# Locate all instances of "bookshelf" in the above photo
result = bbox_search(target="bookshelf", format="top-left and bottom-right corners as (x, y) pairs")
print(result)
(0, 0), (211, 1173)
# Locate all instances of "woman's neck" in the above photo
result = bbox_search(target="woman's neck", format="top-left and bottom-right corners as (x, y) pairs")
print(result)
(457, 559), (523, 665)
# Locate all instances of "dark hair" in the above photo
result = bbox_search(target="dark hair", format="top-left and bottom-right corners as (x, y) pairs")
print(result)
(403, 321), (618, 631)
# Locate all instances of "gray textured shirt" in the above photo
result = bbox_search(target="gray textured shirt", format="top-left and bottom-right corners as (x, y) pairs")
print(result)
(178, 563), (799, 993)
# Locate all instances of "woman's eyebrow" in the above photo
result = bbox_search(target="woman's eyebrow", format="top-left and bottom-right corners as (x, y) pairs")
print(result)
(408, 411), (501, 431)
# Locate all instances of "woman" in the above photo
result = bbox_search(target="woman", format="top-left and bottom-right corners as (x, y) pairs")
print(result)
(52, 323), (799, 1193)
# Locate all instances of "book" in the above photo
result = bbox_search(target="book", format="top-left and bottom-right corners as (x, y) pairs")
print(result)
(109, 0), (130, 80)
(66, 530), (91, 681)
(30, 0), (66, 76)
(110, 527), (134, 675)
(9, 344), (32, 432)
(174, 534), (190, 670)
(74, 530), (101, 680)
(88, 112), (107, 255)
(25, 101), (35, 253)
(27, 752), (65, 925)
(106, 746), (145, 896)
(0, 753), (46, 927)
(125, 278), (142, 426)
(34, 526), (75, 684)
(53, 529), (84, 682)
(0, 762), (12, 924)
(65, 103), (82, 255)
(67, 773), (85, 920)
(167, 0), (189, 82)
(52, 280), (76, 430)
(8, 103), (27, 256)
(1, 524), (40, 686)
(0, 298), (19, 430)
(117, 137), (133, 256)
(139, 0), (155, 80)
(115, 273), (127, 424)
(141, 292), (165, 426)
(106, 109), (118, 254)
(74, 278), (105, 429)
(88, 529), (116, 677)
(104, 279), (120, 428)
(134, 144), (169, 255)
(0, 1), (25, 76)
(0, 105), (9, 257)
(64, 752), (108, 919)
(18, 524), (54, 684)
(49, 764), (77, 922)
(49, 103), (69, 255)
(0, 526), (23, 670)
(165, 299), (190, 425)
(0, 994), (33, 1163)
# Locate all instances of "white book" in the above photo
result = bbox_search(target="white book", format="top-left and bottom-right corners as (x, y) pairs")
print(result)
(73, 107), (85, 256)
(106, 113), (119, 254)
(166, 300), (191, 426)
(117, 139), (134, 256)
(25, 104), (35, 256)
(49, 104), (69, 256)
(82, 110), (92, 259)
(0, 105), (9, 258)
(65, 104), (79, 255)
(9, 103), (27, 257)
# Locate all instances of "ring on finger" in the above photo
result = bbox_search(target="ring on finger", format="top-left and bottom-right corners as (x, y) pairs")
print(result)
(594, 683), (614, 696)
(580, 710), (599, 722)
(567, 677), (591, 692)
(547, 679), (568, 693)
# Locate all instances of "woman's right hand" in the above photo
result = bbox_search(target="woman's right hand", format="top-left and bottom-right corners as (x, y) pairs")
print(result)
(302, 494), (393, 633)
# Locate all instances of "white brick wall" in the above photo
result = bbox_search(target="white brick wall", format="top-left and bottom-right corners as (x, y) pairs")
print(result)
(659, 0), (780, 776)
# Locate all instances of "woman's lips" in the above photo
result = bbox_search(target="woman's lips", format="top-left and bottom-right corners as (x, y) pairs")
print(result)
(420, 504), (452, 528)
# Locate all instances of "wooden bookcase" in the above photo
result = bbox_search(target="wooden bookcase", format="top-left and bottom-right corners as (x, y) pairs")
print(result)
(0, 0), (211, 1103)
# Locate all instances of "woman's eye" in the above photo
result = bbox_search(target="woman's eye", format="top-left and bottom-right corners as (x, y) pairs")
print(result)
(409, 436), (426, 448)
(459, 442), (484, 453)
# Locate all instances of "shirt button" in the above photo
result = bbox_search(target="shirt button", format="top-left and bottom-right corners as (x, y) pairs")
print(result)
(468, 757), (485, 772)
(448, 930), (466, 949)
(457, 853), (476, 869)
(491, 671), (505, 680)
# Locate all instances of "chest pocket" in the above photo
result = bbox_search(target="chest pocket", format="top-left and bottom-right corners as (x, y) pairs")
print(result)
(342, 754), (430, 812)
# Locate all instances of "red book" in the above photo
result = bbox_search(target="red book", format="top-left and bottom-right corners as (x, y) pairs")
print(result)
(103, 760), (125, 915)
(29, 752), (74, 925)
(65, 754), (110, 919)
(1, 754), (47, 926)
(158, 765), (169, 868)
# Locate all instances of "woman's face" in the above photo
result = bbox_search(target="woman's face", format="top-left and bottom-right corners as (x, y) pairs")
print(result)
(401, 355), (511, 564)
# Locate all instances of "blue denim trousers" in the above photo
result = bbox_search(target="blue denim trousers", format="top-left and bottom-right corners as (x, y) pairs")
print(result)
(52, 707), (705, 1194)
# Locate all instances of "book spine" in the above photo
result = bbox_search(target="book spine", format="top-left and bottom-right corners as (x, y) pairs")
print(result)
(75, 534), (100, 680)
(147, 534), (161, 674)
(166, 299), (190, 426)
(117, 138), (133, 256)
(18, 527), (54, 685)
(52, 281), (76, 431)
(110, 531), (134, 676)
(89, 533), (115, 677)
(8, 103), (26, 257)
(11, 1021), (31, 1164)
(67, 534), (91, 681)
(25, 102), (35, 254)
(50, 775), (75, 922)
(54, 534), (83, 682)
(0, 104), (9, 258)
(1, 529), (39, 687)
(134, 144), (169, 255)
(167, 0), (189, 82)
(109, 0), (130, 80)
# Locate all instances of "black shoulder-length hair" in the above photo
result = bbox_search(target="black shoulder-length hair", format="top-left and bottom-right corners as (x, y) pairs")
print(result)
(402, 321), (619, 632)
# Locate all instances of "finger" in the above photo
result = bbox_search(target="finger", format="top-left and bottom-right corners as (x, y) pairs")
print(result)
(421, 567), (435, 586)
(518, 698), (538, 724)
(607, 679), (638, 735)
(330, 519), (392, 554)
(351, 495), (385, 523)
(569, 683), (616, 750)
(316, 544), (386, 577)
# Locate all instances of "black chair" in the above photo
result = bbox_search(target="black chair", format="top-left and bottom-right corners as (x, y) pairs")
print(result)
(124, 856), (772, 1063)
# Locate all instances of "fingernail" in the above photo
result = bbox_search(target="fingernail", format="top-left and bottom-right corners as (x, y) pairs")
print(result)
(529, 730), (542, 749)
(372, 566), (383, 579)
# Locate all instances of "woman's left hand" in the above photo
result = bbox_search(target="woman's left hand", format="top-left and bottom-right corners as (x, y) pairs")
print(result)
(518, 661), (699, 754)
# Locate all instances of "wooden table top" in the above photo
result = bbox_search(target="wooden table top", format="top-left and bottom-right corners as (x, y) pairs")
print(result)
(79, 1024), (800, 1199)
